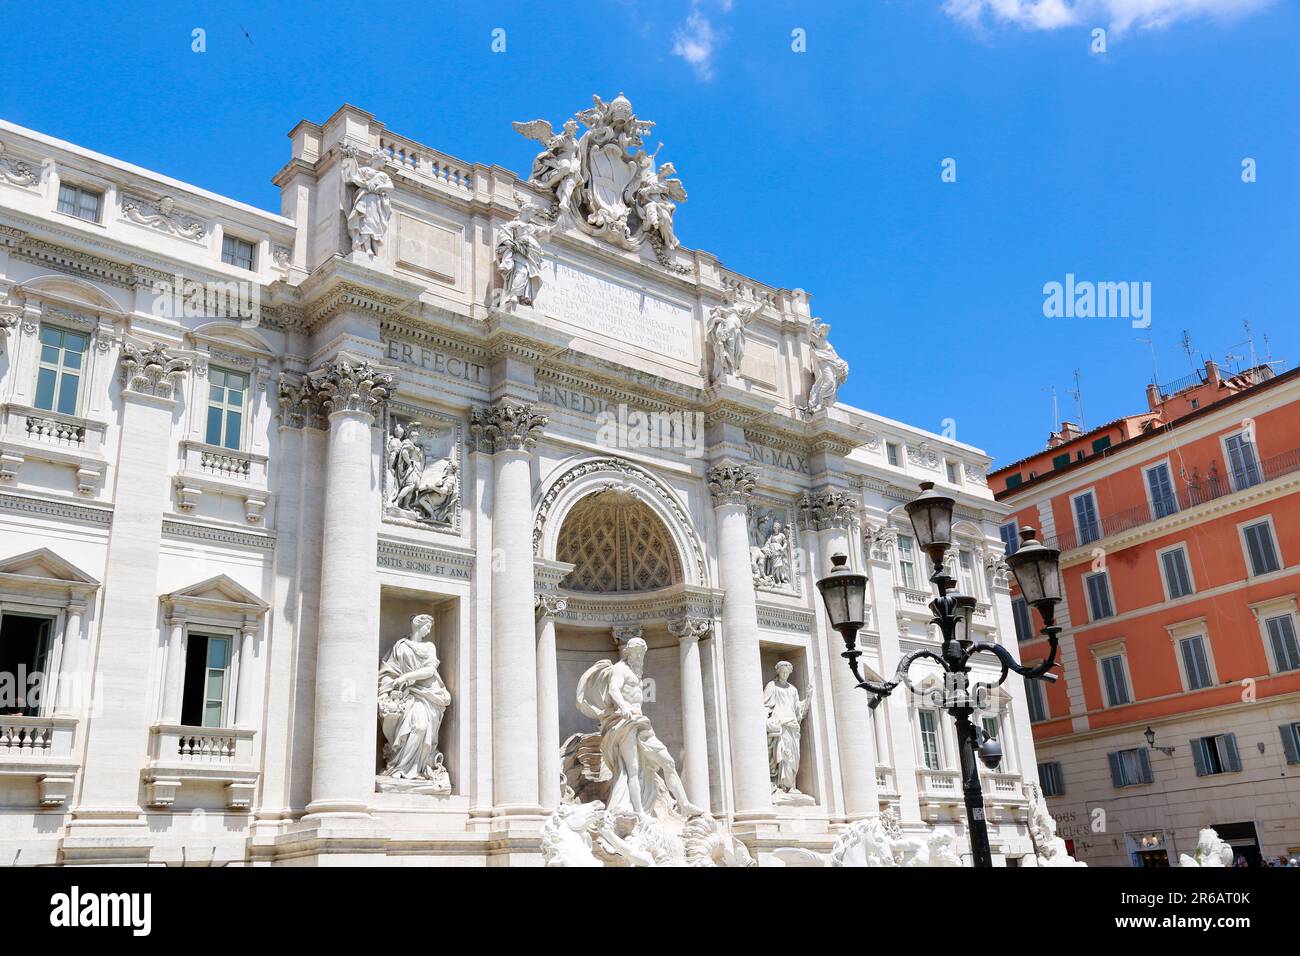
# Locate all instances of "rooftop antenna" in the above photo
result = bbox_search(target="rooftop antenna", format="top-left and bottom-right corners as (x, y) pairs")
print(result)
(1043, 384), (1060, 434)
(1180, 330), (1202, 373)
(1136, 336), (1161, 388)
(1244, 319), (1258, 370)
(1070, 369), (1087, 431)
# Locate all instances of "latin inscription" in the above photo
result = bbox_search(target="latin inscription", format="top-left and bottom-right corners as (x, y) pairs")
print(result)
(383, 336), (485, 384)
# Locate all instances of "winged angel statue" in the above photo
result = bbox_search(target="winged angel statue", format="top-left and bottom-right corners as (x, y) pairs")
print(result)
(512, 93), (687, 260)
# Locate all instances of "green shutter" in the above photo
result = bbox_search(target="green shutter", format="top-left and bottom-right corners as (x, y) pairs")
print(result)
(1281, 725), (1300, 765)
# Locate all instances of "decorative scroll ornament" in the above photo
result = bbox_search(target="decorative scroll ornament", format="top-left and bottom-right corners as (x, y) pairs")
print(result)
(706, 463), (757, 507)
(798, 489), (858, 532)
(535, 593), (568, 618)
(0, 143), (42, 189)
(705, 295), (761, 382)
(805, 319), (849, 414)
(864, 523), (898, 562)
(119, 342), (191, 401)
(120, 194), (206, 240)
(513, 93), (687, 265)
(311, 357), (394, 420)
(470, 401), (547, 453)
(667, 616), (711, 642)
(340, 143), (394, 258)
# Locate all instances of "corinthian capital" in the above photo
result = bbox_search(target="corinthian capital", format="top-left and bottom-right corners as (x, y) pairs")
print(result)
(799, 489), (858, 532)
(119, 341), (191, 401)
(706, 463), (757, 507)
(276, 372), (327, 430)
(311, 357), (394, 421)
(667, 616), (712, 642)
(471, 401), (548, 453)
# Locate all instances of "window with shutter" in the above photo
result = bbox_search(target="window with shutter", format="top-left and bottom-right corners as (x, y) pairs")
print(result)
(1025, 678), (1047, 722)
(1146, 463), (1178, 518)
(1012, 598), (1034, 642)
(1160, 547), (1194, 599)
(1086, 572), (1114, 621)
(1280, 724), (1300, 765)
(1074, 492), (1101, 544)
(1225, 433), (1262, 490)
(1265, 615), (1300, 672)
(1243, 521), (1281, 576)
(1100, 653), (1129, 706)
(1179, 635), (1213, 690)
(1000, 521), (1019, 555)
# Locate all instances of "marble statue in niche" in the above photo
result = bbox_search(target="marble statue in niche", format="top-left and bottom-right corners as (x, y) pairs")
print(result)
(384, 416), (459, 525)
(577, 637), (701, 821)
(341, 144), (394, 258)
(376, 613), (452, 793)
(494, 202), (558, 312)
(764, 661), (814, 805)
(706, 298), (760, 383)
(805, 318), (849, 414)
(749, 506), (792, 590)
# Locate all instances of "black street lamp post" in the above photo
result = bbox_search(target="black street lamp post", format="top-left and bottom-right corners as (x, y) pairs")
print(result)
(816, 481), (1064, 867)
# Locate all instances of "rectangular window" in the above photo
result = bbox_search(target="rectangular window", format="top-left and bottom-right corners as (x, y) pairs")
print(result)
(204, 366), (249, 450)
(1052, 452), (1071, 471)
(1004, 473), (1023, 489)
(897, 535), (918, 590)
(946, 460), (960, 484)
(1025, 677), (1047, 722)
(999, 521), (1019, 556)
(958, 549), (977, 597)
(1265, 615), (1300, 673)
(34, 325), (88, 416)
(222, 235), (257, 270)
(57, 183), (103, 223)
(1280, 723), (1300, 766)
(918, 710), (941, 770)
(1108, 747), (1152, 788)
(1038, 761), (1064, 797)
(1179, 635), (1213, 691)
(1145, 462), (1178, 519)
(1191, 733), (1242, 776)
(1073, 491), (1101, 545)
(1100, 653), (1129, 706)
(0, 613), (54, 718)
(181, 633), (232, 728)
(1092, 435), (1112, 454)
(1085, 571), (1114, 621)
(1225, 432), (1262, 490)
(1159, 546), (1194, 599)
(1242, 520), (1281, 576)
(886, 442), (900, 467)
(1012, 597), (1034, 642)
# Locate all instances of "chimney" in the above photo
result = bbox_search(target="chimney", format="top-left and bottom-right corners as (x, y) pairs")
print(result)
(1146, 382), (1161, 410)
(1204, 359), (1221, 386)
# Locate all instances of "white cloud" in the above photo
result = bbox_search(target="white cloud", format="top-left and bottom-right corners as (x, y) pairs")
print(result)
(943, 0), (1274, 33)
(672, 5), (724, 81)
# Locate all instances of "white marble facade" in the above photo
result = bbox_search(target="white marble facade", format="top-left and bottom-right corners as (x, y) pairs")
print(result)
(0, 102), (1040, 865)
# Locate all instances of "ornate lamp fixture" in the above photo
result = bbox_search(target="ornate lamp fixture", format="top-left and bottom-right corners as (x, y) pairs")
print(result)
(815, 484), (1063, 868)
(1144, 726), (1176, 756)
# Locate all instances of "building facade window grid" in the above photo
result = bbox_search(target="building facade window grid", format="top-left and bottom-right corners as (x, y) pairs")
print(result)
(1025, 676), (1047, 722)
(1145, 461), (1179, 519)
(1109, 747), (1153, 788)
(1191, 733), (1242, 776)
(897, 534), (918, 590)
(1073, 489), (1101, 545)
(1038, 760), (1064, 797)
(1224, 431), (1262, 491)
(1281, 723), (1300, 765)
(918, 709), (942, 770)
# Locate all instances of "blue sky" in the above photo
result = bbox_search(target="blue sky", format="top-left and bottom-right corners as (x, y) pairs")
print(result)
(6, 0), (1298, 464)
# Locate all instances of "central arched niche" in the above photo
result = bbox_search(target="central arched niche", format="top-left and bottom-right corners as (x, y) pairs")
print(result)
(555, 487), (683, 593)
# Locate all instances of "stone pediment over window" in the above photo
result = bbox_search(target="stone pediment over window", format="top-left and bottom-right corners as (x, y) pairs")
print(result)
(0, 547), (100, 599)
(162, 573), (268, 618)
(557, 490), (683, 593)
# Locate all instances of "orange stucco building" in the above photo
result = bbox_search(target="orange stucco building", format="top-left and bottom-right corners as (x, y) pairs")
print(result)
(991, 361), (1300, 866)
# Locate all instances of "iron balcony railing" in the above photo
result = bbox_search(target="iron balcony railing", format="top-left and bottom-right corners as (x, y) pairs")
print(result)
(1043, 446), (1300, 554)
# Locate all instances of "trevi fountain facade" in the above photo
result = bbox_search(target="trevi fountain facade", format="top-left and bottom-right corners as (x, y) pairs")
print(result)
(0, 96), (1056, 866)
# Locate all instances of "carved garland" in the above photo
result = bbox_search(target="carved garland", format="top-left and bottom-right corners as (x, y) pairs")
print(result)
(532, 457), (707, 587)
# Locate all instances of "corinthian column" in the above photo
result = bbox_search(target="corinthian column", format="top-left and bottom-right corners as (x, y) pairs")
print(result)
(305, 357), (392, 818)
(534, 592), (566, 811)
(803, 489), (880, 822)
(668, 616), (712, 810)
(472, 401), (548, 818)
(706, 463), (773, 822)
